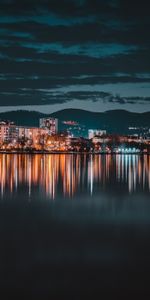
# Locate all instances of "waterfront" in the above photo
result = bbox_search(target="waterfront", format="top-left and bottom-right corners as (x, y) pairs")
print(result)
(1, 154), (150, 297)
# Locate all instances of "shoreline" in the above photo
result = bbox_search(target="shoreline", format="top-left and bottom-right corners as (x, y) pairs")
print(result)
(0, 150), (149, 155)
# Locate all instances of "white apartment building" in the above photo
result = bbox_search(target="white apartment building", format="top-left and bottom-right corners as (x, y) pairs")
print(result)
(88, 129), (107, 139)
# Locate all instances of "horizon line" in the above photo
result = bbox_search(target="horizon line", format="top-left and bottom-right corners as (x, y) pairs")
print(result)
(0, 107), (149, 115)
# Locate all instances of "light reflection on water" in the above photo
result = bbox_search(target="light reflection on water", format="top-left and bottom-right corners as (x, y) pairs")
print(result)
(1, 154), (150, 297)
(0, 154), (150, 200)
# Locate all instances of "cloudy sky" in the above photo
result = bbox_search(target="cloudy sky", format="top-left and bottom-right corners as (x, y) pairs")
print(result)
(0, 0), (150, 113)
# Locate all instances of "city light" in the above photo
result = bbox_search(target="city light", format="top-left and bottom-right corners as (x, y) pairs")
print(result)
(0, 119), (150, 154)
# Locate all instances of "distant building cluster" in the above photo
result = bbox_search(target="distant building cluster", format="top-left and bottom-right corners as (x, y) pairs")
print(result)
(88, 129), (107, 139)
(128, 126), (150, 138)
(62, 120), (86, 137)
(0, 117), (150, 153)
(0, 118), (58, 146)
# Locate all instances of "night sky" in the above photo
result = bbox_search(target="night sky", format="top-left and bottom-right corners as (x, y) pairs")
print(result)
(0, 0), (150, 113)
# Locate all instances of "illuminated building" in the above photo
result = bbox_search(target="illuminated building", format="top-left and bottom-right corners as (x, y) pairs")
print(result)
(16, 126), (48, 144)
(45, 134), (72, 152)
(0, 121), (17, 143)
(92, 135), (110, 144)
(63, 120), (78, 126)
(88, 129), (107, 139)
(39, 118), (58, 135)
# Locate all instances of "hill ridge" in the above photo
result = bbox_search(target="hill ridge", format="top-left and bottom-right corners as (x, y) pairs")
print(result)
(0, 109), (149, 135)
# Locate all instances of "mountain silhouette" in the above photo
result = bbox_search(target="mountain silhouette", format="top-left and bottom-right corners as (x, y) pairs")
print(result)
(0, 109), (149, 135)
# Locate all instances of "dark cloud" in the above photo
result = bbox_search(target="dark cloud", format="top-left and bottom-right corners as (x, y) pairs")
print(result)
(1, 18), (150, 47)
(0, 89), (150, 107)
(0, 0), (150, 22)
(0, 0), (150, 110)
(0, 0), (112, 16)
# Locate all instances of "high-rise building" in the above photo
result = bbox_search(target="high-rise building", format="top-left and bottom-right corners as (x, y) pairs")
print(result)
(39, 118), (58, 135)
(0, 121), (17, 143)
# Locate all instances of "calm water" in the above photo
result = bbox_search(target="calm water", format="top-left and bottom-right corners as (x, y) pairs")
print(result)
(0, 154), (150, 221)
(1, 154), (150, 297)
(0, 153), (150, 197)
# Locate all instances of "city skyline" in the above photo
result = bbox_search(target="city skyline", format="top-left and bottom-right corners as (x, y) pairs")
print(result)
(0, 0), (150, 113)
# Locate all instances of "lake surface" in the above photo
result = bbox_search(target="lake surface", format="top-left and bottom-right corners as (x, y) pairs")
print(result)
(0, 153), (150, 200)
(0, 154), (150, 298)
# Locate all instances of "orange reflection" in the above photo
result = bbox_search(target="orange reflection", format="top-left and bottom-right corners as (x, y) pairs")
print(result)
(0, 154), (150, 199)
